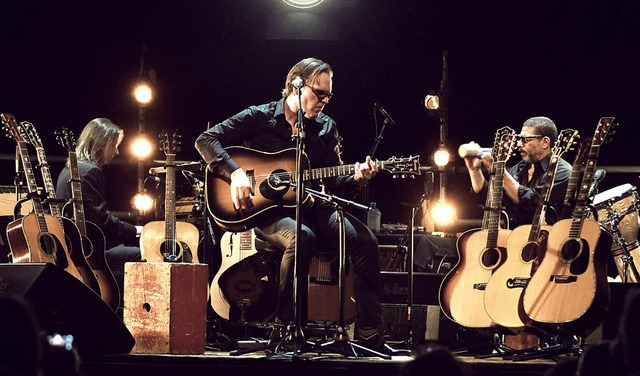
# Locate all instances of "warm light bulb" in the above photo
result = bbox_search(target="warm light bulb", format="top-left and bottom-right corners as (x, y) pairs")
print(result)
(130, 136), (153, 160)
(433, 148), (451, 167)
(131, 192), (154, 212)
(431, 200), (456, 227)
(134, 82), (154, 105)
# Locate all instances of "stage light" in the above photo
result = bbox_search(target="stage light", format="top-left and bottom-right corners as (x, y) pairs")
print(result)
(130, 135), (154, 160)
(424, 93), (440, 111)
(282, 0), (325, 9)
(133, 81), (154, 106)
(131, 191), (154, 212)
(431, 199), (457, 227)
(433, 147), (451, 168)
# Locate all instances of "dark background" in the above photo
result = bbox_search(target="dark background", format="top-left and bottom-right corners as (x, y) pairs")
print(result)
(1, 0), (639, 225)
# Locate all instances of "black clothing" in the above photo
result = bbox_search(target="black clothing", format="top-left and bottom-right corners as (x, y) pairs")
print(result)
(196, 98), (383, 329)
(476, 153), (572, 229)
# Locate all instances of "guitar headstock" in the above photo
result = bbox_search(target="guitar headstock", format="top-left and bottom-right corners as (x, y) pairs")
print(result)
(55, 127), (76, 152)
(553, 128), (579, 157)
(592, 116), (617, 147)
(159, 130), (181, 156)
(380, 155), (421, 178)
(21, 121), (43, 148)
(1, 113), (26, 143)
(492, 126), (517, 163)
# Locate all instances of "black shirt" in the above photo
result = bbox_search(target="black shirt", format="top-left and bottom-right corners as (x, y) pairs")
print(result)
(195, 98), (362, 199)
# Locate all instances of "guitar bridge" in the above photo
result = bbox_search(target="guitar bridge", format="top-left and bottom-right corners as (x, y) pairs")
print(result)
(549, 275), (577, 283)
(473, 283), (487, 290)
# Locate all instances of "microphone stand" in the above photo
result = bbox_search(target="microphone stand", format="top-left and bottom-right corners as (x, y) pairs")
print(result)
(274, 84), (309, 355)
(362, 105), (392, 223)
(305, 188), (390, 359)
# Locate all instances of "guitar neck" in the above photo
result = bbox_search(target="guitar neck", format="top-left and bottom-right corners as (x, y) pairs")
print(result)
(17, 142), (48, 232)
(484, 161), (507, 246)
(35, 147), (64, 221)
(528, 155), (560, 242)
(303, 160), (387, 181)
(164, 154), (178, 241)
(68, 151), (89, 236)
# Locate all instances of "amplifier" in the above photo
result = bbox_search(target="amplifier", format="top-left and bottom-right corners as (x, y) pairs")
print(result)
(379, 271), (445, 305)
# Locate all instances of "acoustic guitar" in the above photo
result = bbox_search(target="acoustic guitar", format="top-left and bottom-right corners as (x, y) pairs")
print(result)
(1, 113), (82, 282)
(205, 146), (420, 232)
(523, 117), (617, 336)
(483, 128), (578, 330)
(140, 130), (200, 263)
(439, 127), (516, 328)
(56, 127), (121, 311)
(21, 121), (101, 296)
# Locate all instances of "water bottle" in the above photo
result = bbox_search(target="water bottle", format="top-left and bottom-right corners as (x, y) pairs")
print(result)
(367, 202), (382, 233)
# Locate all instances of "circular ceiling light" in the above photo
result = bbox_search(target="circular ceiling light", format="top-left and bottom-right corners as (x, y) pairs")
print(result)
(282, 0), (325, 9)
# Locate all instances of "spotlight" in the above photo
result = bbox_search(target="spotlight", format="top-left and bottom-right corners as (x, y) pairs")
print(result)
(133, 81), (154, 106)
(430, 199), (456, 228)
(131, 192), (154, 212)
(282, 0), (325, 9)
(424, 93), (440, 111)
(433, 147), (451, 168)
(130, 135), (154, 160)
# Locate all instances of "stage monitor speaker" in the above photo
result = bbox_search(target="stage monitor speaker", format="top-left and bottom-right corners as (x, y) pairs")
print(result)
(0, 263), (135, 356)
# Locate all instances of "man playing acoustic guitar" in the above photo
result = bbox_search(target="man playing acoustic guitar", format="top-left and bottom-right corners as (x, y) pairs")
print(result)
(196, 57), (407, 355)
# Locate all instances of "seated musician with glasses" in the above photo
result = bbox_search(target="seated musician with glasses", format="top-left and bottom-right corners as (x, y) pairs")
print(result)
(464, 116), (572, 228)
(195, 57), (408, 355)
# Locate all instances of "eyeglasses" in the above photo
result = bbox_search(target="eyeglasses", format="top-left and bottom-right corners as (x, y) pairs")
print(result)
(306, 85), (333, 101)
(517, 134), (543, 144)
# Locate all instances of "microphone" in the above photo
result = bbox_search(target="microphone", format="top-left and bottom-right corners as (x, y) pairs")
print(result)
(375, 103), (395, 125)
(588, 169), (606, 198)
(458, 142), (492, 159)
(292, 76), (304, 89)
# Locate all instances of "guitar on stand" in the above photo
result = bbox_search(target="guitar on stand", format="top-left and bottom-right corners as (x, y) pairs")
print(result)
(523, 117), (617, 337)
(21, 121), (101, 296)
(141, 130), (200, 263)
(55, 127), (120, 311)
(439, 126), (516, 329)
(1, 113), (82, 282)
(210, 228), (279, 323)
(483, 129), (578, 331)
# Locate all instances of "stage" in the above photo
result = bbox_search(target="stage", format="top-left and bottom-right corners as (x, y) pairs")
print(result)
(79, 346), (558, 376)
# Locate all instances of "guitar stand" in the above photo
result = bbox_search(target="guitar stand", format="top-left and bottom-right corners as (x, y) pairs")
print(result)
(510, 333), (583, 362)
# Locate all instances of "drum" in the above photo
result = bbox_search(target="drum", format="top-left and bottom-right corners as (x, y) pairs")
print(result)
(589, 183), (640, 282)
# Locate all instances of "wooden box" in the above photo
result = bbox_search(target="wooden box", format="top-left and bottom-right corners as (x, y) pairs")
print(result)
(123, 262), (209, 354)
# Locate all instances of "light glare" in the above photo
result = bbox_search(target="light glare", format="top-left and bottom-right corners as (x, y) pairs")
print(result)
(131, 136), (153, 159)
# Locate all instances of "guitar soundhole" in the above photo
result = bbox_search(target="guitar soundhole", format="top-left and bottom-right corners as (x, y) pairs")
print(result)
(481, 247), (501, 268)
(160, 240), (183, 262)
(560, 238), (582, 263)
(39, 233), (69, 268)
(39, 233), (56, 256)
(261, 169), (291, 200)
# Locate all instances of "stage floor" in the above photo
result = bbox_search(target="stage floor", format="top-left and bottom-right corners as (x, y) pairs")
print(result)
(80, 343), (561, 376)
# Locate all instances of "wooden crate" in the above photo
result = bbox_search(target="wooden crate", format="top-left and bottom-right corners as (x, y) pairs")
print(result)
(123, 262), (209, 354)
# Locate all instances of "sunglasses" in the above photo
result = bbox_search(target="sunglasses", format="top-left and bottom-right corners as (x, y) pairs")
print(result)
(517, 134), (543, 144)
(306, 85), (333, 101)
